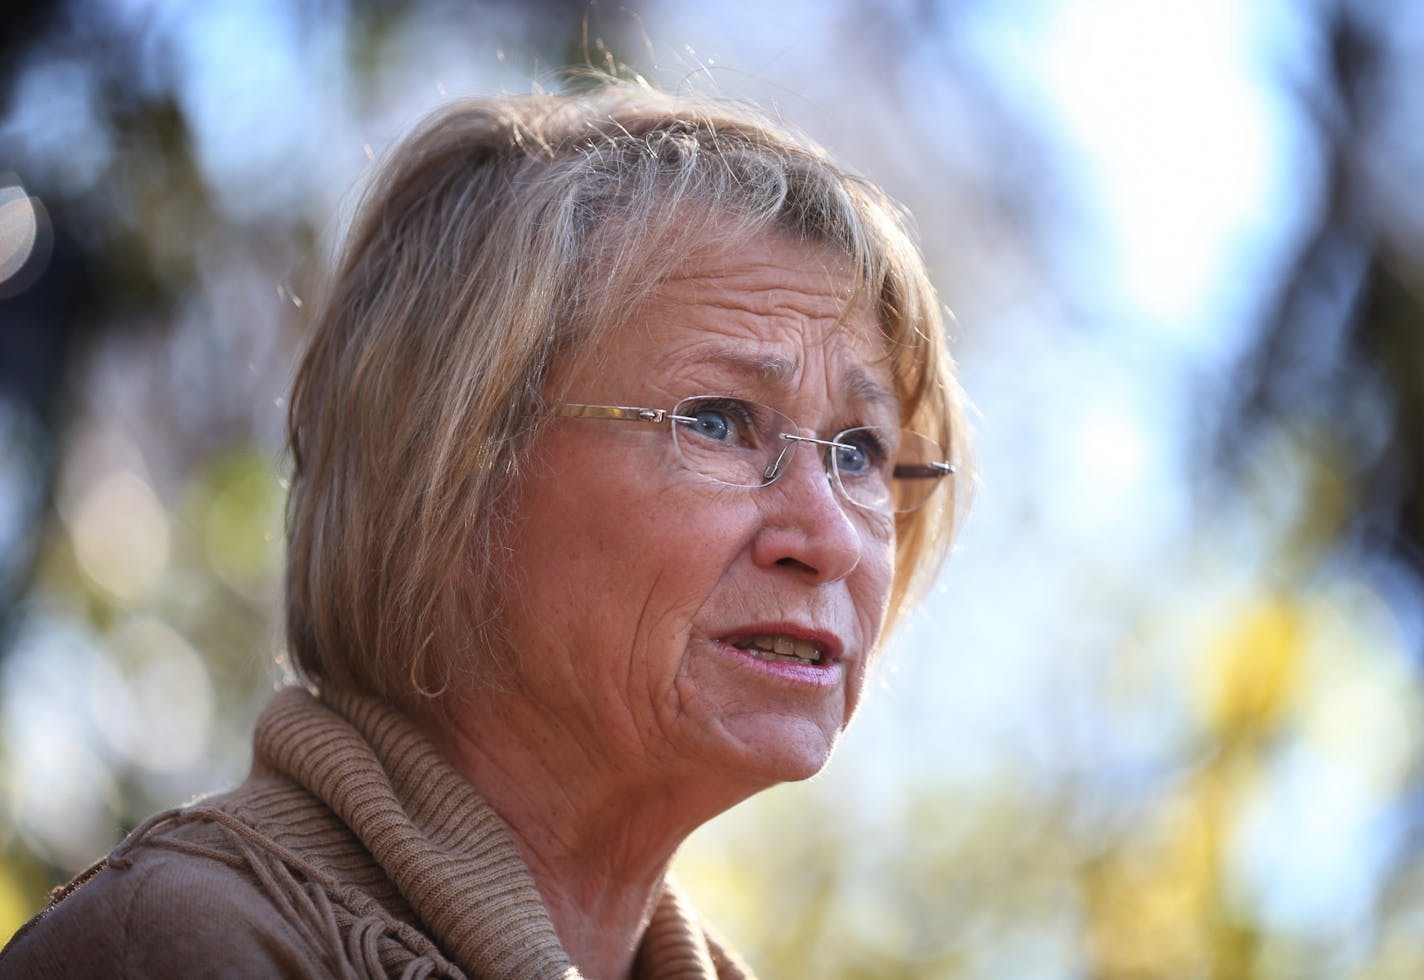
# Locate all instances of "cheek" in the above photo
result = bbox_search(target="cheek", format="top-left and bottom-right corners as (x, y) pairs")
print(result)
(856, 537), (897, 638)
(615, 498), (756, 637)
(503, 449), (622, 647)
(506, 442), (749, 664)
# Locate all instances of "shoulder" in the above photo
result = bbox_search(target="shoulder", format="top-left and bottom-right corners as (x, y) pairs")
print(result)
(0, 838), (327, 979)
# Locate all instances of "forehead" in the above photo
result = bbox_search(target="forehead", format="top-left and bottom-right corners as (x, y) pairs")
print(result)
(598, 233), (895, 409)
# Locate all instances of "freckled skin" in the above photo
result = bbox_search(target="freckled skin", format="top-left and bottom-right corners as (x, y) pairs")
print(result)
(499, 232), (897, 796)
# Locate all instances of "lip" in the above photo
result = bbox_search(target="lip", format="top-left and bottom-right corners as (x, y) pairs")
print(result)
(712, 622), (847, 686)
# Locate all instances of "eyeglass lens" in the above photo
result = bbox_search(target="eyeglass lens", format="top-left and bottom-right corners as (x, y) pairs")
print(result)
(668, 396), (946, 514)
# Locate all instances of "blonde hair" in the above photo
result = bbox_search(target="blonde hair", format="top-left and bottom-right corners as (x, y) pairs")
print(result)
(286, 83), (970, 702)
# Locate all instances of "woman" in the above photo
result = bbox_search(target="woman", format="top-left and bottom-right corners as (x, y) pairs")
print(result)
(1, 83), (967, 978)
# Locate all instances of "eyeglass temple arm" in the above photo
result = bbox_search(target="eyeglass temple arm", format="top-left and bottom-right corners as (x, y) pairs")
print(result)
(554, 404), (695, 425)
(893, 461), (955, 480)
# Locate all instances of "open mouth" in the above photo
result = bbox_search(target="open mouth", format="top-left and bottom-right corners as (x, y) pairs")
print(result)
(730, 634), (825, 666)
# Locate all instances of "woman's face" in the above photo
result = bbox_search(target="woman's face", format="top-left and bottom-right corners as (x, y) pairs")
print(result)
(500, 232), (897, 793)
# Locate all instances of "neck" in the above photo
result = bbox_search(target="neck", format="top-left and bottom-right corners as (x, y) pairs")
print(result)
(414, 690), (758, 979)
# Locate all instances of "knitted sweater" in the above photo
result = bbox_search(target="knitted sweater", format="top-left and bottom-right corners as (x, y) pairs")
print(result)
(0, 687), (753, 979)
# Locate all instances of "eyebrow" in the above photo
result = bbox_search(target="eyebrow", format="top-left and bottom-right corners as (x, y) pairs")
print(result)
(700, 349), (898, 408)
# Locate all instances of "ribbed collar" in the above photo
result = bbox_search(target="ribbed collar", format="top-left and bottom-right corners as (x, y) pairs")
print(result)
(252, 686), (740, 979)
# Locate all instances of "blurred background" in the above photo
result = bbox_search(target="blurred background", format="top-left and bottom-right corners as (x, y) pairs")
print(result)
(2, 1), (1422, 976)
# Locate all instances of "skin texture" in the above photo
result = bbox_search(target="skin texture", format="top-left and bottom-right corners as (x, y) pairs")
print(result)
(427, 232), (898, 978)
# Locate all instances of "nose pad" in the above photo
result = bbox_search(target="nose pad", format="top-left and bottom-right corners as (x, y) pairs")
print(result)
(762, 441), (797, 483)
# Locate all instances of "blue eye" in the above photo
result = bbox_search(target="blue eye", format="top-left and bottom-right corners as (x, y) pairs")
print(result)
(688, 408), (733, 441)
(834, 428), (889, 476)
(679, 397), (760, 446)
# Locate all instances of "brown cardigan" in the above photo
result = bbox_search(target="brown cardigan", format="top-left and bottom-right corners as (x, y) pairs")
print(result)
(0, 687), (753, 979)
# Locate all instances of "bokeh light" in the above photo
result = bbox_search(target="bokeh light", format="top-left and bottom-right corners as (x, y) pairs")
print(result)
(65, 469), (170, 601)
(1, 1), (1420, 976)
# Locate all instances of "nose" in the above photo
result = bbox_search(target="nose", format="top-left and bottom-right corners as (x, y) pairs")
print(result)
(750, 441), (863, 584)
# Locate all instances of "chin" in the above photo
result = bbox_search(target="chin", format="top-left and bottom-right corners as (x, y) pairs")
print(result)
(715, 715), (843, 786)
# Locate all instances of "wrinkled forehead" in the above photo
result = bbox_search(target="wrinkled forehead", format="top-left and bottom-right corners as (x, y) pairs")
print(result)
(665, 338), (897, 414)
(607, 231), (893, 395)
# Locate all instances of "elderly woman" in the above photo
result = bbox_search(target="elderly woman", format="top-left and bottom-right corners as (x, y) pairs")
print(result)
(1, 84), (966, 978)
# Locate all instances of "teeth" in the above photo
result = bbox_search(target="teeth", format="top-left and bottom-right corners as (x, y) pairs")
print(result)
(738, 634), (822, 664)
